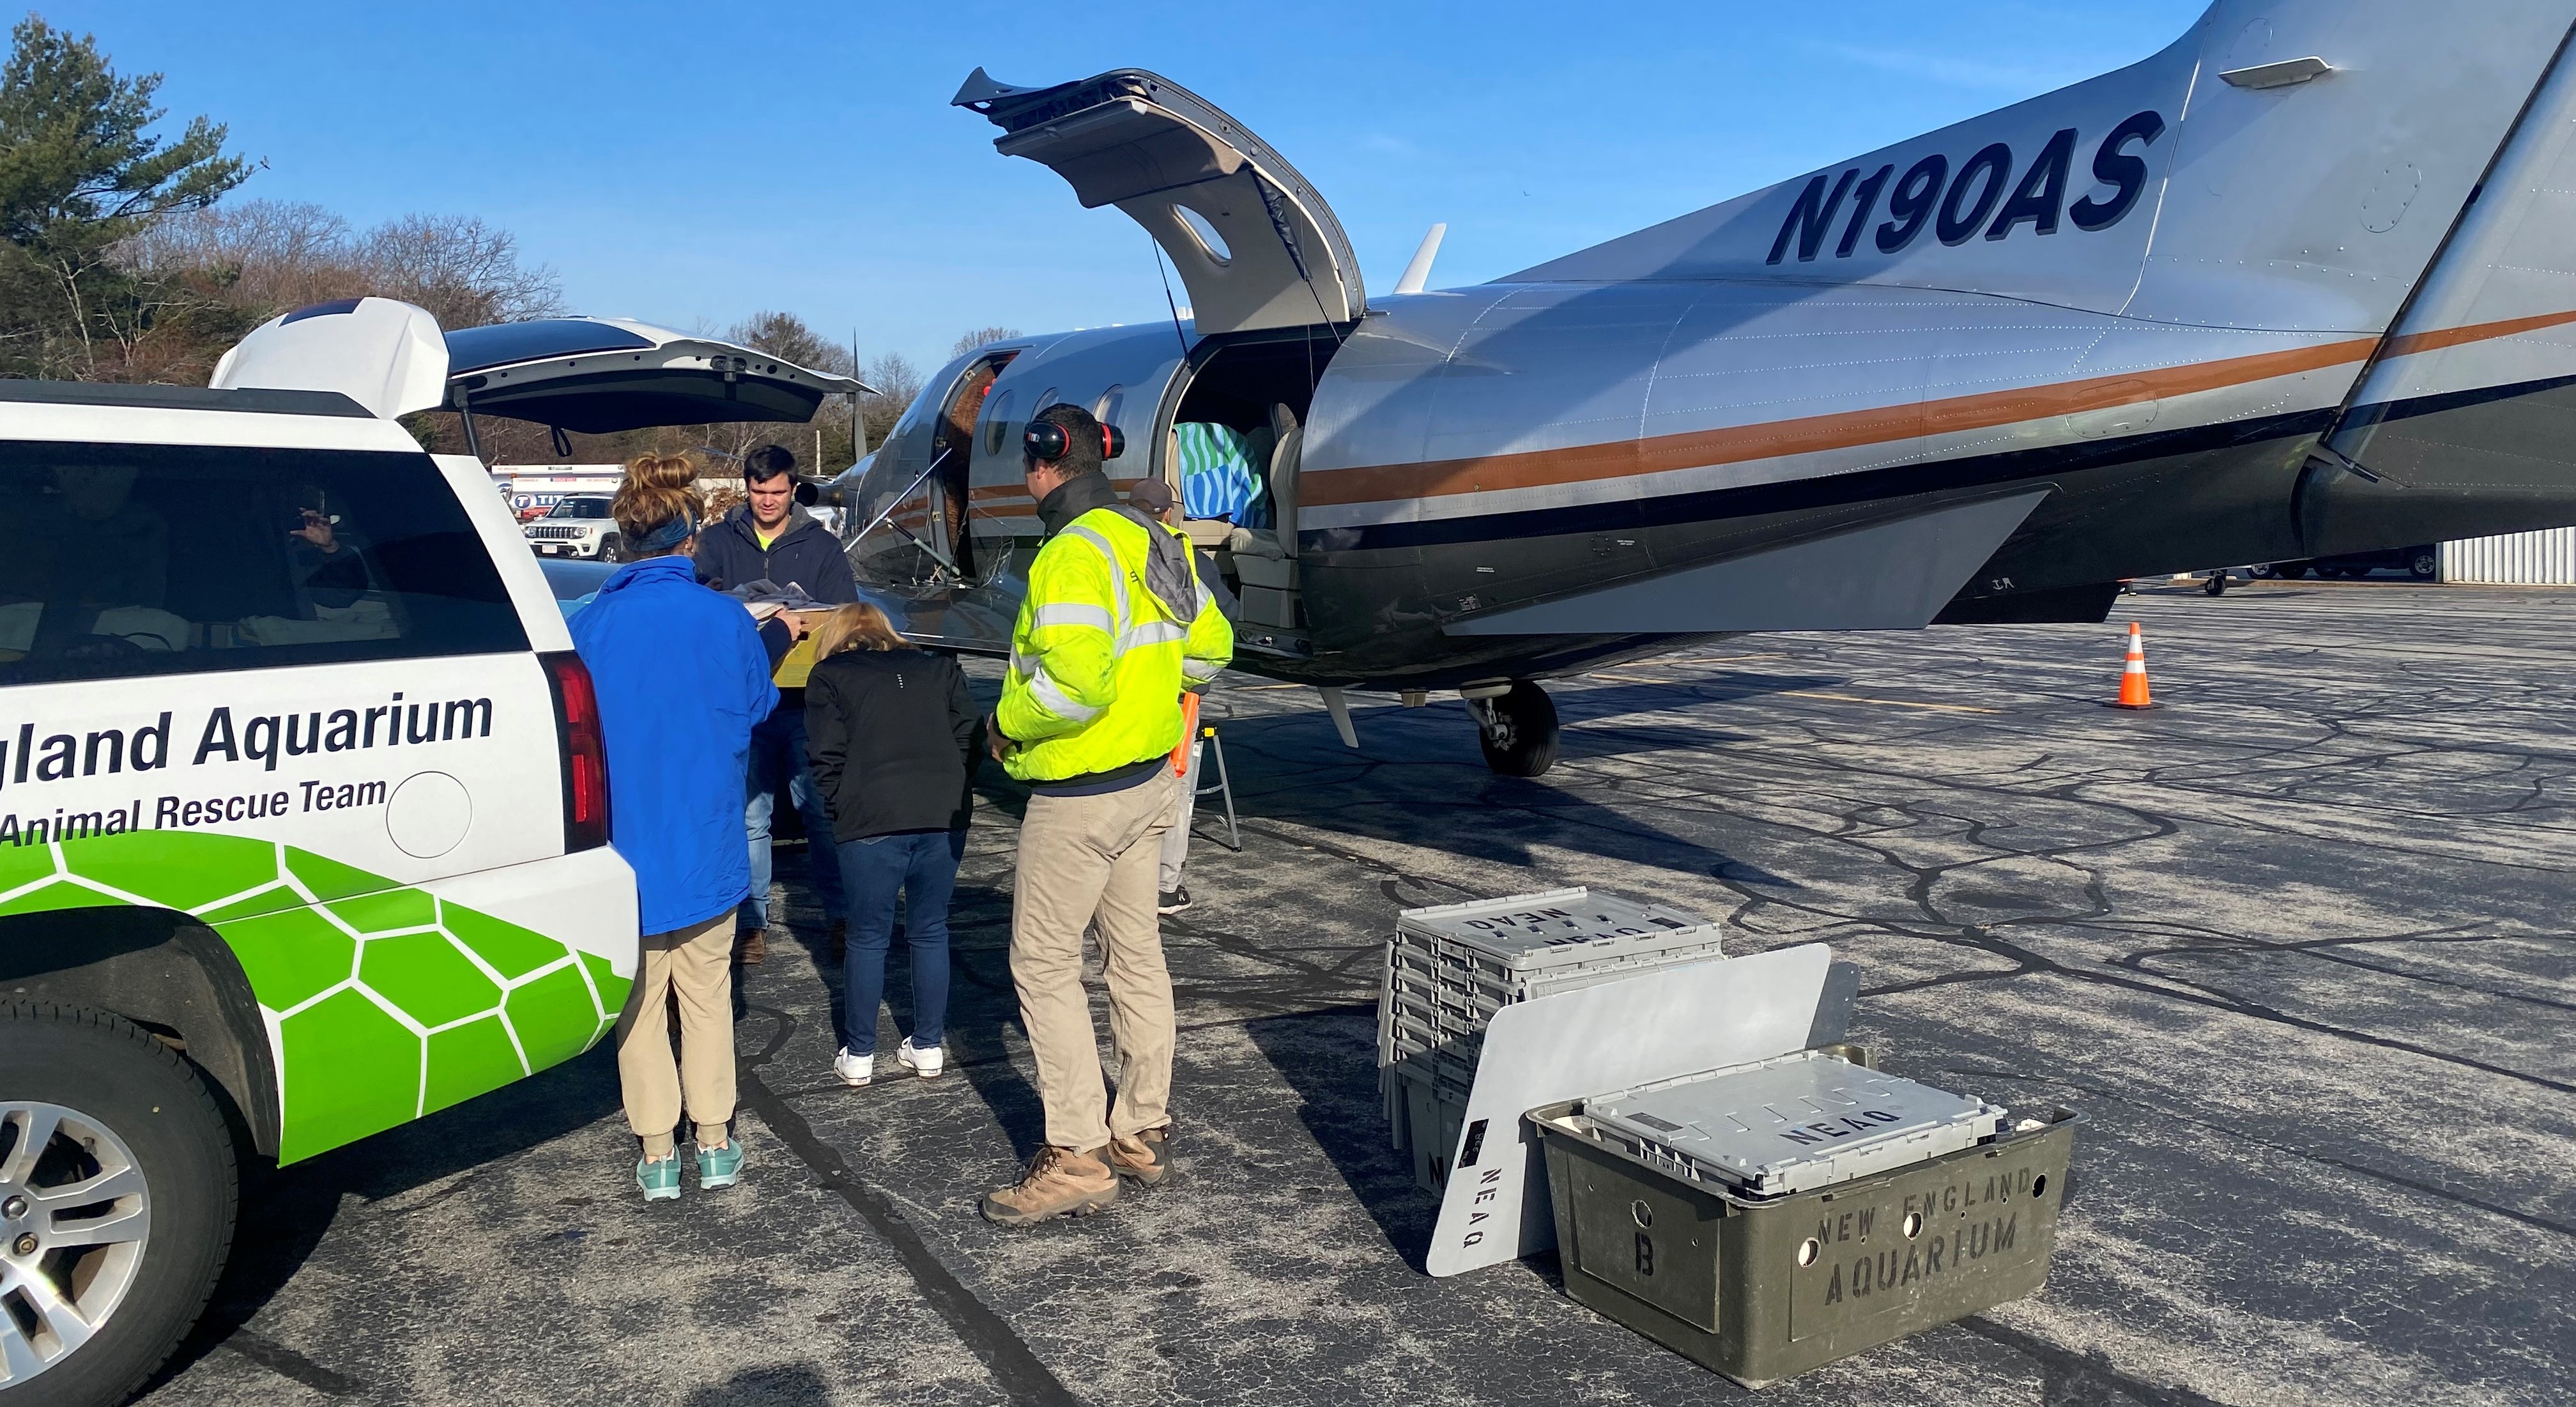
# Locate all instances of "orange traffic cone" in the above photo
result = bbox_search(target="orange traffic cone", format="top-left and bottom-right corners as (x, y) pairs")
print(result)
(2112, 622), (2154, 709)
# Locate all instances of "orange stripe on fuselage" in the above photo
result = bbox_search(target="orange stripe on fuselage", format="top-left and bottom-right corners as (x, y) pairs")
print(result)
(1296, 336), (2382, 510)
(2381, 307), (2576, 360)
(1296, 307), (2576, 512)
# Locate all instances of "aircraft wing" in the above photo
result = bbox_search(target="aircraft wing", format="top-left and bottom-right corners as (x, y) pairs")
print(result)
(849, 573), (1022, 657)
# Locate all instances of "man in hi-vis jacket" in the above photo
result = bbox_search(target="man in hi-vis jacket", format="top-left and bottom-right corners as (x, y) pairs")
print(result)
(981, 403), (1230, 1226)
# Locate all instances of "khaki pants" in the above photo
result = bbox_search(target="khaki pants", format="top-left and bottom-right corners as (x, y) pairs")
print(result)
(615, 914), (736, 1157)
(1011, 768), (1180, 1151)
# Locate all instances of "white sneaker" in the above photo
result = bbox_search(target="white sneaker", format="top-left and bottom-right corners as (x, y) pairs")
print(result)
(832, 1047), (874, 1087)
(897, 1038), (945, 1079)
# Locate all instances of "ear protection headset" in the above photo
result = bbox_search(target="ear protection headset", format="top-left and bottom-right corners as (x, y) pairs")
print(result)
(1023, 413), (1123, 464)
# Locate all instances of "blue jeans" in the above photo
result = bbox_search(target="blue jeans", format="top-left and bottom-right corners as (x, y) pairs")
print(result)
(835, 829), (963, 1054)
(742, 708), (844, 931)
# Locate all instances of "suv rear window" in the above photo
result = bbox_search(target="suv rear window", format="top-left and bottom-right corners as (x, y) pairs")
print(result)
(0, 442), (528, 684)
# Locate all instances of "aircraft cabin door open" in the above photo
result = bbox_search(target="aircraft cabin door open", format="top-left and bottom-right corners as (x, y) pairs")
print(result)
(953, 68), (1368, 335)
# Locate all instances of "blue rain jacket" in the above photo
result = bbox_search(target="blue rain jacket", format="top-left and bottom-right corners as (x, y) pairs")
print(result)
(569, 554), (778, 935)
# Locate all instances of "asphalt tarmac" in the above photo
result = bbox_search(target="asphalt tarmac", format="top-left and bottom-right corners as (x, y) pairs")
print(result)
(137, 581), (2575, 1406)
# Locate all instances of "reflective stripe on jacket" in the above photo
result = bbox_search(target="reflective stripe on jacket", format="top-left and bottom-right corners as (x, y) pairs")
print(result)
(999, 504), (1234, 783)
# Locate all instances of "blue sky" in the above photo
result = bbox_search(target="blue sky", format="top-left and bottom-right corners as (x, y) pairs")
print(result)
(39, 1), (2209, 371)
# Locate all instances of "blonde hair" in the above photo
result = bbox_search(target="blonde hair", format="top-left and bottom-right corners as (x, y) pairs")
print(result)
(611, 452), (703, 554)
(812, 603), (910, 659)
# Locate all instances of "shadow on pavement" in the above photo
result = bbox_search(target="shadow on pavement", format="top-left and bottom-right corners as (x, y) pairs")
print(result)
(1199, 682), (1798, 886)
(680, 1362), (835, 1404)
(151, 1043), (622, 1391)
(1242, 1006), (1441, 1270)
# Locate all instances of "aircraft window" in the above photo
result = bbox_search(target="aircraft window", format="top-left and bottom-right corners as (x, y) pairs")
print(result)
(1176, 205), (1232, 266)
(981, 388), (1018, 458)
(1032, 388), (1060, 422)
(0, 442), (526, 685)
(1095, 385), (1124, 428)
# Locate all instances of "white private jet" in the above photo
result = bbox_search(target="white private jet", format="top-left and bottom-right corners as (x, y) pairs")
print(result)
(836, 0), (2576, 774)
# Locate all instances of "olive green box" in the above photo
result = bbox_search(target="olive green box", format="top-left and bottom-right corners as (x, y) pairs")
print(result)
(1530, 1098), (2079, 1388)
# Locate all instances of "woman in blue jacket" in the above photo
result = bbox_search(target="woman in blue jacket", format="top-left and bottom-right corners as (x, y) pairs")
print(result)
(569, 454), (781, 1201)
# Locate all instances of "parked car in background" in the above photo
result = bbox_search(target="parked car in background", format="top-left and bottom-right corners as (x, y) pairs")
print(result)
(523, 495), (622, 561)
(537, 557), (618, 619)
(2250, 546), (2440, 581)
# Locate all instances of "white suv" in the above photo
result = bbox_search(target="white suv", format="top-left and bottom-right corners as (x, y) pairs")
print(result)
(0, 296), (861, 1406)
(525, 495), (623, 560)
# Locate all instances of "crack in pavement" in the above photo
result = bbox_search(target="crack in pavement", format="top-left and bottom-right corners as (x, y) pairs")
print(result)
(1937, 1066), (2576, 1240)
(736, 1003), (1077, 1407)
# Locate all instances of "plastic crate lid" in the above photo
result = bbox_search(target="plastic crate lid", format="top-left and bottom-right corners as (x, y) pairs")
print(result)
(1583, 1050), (2004, 1195)
(1396, 888), (1717, 965)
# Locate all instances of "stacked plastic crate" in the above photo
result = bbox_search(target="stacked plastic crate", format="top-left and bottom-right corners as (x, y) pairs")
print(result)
(1379, 887), (1726, 1194)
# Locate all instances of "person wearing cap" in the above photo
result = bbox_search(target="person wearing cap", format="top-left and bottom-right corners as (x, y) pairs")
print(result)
(570, 453), (781, 1202)
(1124, 477), (1234, 916)
(980, 404), (1232, 1226)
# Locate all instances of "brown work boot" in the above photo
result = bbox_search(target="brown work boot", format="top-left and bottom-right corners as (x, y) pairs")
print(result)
(979, 1146), (1120, 1226)
(1105, 1126), (1173, 1186)
(734, 928), (766, 965)
(825, 919), (847, 966)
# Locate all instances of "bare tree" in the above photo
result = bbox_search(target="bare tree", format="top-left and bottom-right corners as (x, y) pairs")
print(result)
(119, 199), (563, 339)
(126, 200), (358, 311)
(725, 310), (852, 375)
(859, 350), (924, 449)
(356, 213), (561, 327)
(951, 325), (1021, 357)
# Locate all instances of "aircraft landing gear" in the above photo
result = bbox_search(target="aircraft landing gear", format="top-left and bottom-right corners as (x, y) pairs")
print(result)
(1469, 680), (1560, 778)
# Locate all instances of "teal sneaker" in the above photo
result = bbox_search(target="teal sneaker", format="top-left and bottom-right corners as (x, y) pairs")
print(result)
(697, 1139), (745, 1190)
(636, 1152), (682, 1202)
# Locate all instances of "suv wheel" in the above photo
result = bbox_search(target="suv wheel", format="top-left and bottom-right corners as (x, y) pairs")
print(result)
(597, 535), (624, 564)
(2411, 551), (2439, 581)
(0, 1003), (237, 1404)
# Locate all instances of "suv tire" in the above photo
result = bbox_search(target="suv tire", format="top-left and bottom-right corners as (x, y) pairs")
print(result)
(0, 1002), (238, 1406)
(597, 535), (624, 564)
(2411, 551), (2439, 581)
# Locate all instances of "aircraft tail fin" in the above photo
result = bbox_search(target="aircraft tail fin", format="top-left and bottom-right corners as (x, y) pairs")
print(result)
(2296, 23), (2576, 551)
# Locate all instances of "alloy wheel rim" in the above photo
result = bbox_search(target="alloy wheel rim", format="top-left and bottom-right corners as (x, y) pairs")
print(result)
(0, 1102), (153, 1388)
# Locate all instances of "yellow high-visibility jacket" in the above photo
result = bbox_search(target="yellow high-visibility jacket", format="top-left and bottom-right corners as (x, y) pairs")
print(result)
(999, 505), (1234, 783)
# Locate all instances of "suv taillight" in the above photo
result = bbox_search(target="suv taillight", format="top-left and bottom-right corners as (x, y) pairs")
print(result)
(541, 651), (610, 852)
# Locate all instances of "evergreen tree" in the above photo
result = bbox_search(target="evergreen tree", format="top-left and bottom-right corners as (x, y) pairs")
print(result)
(0, 15), (249, 378)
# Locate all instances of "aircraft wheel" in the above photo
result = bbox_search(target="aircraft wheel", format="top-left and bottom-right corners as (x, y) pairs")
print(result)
(2204, 573), (2228, 596)
(2411, 551), (2439, 581)
(1471, 681), (1560, 778)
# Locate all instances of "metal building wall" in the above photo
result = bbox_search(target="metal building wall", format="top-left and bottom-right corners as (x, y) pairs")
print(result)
(2442, 528), (2576, 583)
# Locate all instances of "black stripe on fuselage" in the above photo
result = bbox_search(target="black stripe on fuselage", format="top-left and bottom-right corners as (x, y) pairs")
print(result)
(2336, 371), (2576, 434)
(1301, 403), (2340, 555)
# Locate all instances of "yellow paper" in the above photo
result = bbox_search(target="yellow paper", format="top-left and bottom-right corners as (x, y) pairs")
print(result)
(774, 634), (818, 688)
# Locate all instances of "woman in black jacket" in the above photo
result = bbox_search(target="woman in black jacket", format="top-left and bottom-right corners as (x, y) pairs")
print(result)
(804, 604), (983, 1086)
